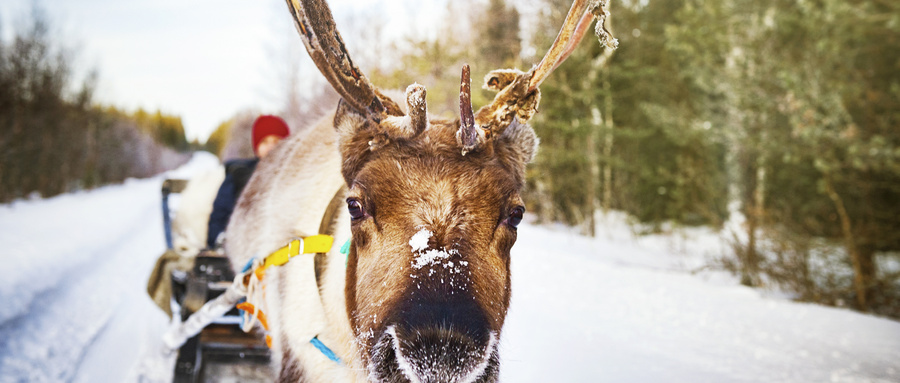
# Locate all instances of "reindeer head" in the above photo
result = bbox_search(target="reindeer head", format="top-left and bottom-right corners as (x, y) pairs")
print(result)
(285, 1), (614, 381)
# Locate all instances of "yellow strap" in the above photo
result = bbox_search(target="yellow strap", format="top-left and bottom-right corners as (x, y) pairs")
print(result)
(255, 235), (334, 280)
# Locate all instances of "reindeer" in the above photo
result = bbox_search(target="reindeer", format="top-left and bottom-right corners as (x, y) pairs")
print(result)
(224, 0), (616, 382)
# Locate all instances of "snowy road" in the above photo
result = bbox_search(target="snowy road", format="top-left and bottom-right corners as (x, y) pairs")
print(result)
(1, 153), (898, 382)
(0, 180), (170, 382)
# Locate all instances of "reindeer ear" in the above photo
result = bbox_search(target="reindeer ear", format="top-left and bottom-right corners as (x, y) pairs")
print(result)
(334, 98), (368, 137)
(334, 99), (380, 184)
(496, 119), (539, 165)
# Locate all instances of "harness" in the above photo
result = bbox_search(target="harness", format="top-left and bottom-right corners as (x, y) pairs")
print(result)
(237, 185), (349, 364)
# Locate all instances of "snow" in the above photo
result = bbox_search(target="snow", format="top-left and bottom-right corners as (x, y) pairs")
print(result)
(409, 228), (461, 271)
(0, 152), (219, 383)
(500, 223), (900, 382)
(412, 249), (447, 269)
(1, 152), (898, 382)
(409, 228), (432, 253)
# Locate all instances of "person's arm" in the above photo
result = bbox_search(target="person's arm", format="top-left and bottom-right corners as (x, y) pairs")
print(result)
(207, 173), (237, 249)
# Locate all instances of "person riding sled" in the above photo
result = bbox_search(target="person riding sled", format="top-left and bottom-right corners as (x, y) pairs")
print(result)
(146, 115), (291, 318)
(207, 115), (290, 249)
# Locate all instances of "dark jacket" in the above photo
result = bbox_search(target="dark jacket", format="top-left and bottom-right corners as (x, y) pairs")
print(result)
(207, 158), (258, 248)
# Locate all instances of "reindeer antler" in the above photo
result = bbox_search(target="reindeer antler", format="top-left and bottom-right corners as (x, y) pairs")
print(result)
(459, 0), (617, 155)
(458, 64), (483, 156)
(530, 0), (618, 92)
(287, 0), (615, 156)
(285, 0), (404, 120)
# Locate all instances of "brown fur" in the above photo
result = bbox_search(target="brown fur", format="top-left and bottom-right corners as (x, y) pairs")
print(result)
(334, 101), (536, 381)
(278, 343), (307, 383)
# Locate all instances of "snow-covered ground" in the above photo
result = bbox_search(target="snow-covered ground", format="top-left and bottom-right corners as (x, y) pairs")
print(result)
(1, 152), (898, 383)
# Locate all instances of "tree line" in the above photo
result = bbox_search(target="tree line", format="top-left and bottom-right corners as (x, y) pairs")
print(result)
(360, 0), (899, 318)
(0, 8), (189, 203)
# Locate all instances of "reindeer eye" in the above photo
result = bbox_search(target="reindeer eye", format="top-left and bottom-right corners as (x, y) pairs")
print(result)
(347, 198), (366, 220)
(507, 206), (525, 228)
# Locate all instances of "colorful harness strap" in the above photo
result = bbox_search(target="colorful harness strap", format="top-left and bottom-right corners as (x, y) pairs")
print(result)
(254, 234), (334, 280)
(238, 234), (344, 364)
(310, 336), (342, 364)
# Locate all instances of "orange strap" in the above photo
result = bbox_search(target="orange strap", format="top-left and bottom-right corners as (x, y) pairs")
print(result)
(236, 302), (269, 331)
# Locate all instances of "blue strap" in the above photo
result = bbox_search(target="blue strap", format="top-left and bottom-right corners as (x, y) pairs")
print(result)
(242, 242), (346, 365)
(241, 257), (255, 273)
(341, 239), (351, 265)
(310, 336), (342, 364)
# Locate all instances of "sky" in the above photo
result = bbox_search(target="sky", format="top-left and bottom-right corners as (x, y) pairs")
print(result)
(0, 0), (447, 142)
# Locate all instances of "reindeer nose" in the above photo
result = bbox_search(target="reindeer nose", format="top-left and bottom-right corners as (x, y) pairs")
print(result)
(387, 325), (498, 383)
(381, 293), (497, 383)
(397, 284), (491, 342)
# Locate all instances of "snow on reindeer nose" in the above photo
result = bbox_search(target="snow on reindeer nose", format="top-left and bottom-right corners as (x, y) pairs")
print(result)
(407, 229), (469, 285)
(409, 228), (457, 269)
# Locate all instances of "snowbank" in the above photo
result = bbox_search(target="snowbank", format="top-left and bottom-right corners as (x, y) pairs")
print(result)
(501, 223), (900, 382)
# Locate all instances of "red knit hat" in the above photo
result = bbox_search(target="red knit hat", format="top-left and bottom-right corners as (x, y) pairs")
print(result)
(251, 115), (290, 155)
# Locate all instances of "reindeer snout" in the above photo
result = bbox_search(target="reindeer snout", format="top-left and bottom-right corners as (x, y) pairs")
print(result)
(386, 325), (498, 383)
(372, 296), (499, 383)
